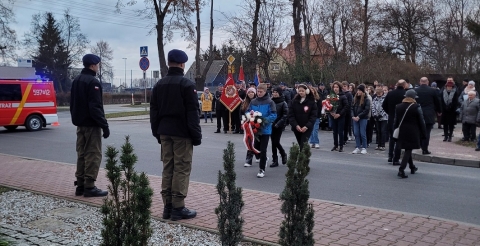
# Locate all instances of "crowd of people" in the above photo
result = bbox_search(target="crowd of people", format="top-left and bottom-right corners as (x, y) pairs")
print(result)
(201, 77), (480, 179)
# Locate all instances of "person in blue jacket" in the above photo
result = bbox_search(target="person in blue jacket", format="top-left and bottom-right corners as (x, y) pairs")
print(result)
(247, 83), (277, 178)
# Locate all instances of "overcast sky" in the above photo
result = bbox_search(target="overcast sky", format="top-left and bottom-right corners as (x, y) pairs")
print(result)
(10, 0), (243, 85)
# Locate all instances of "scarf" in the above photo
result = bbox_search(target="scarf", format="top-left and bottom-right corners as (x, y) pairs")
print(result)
(443, 88), (456, 106)
(203, 92), (211, 100)
(402, 97), (416, 103)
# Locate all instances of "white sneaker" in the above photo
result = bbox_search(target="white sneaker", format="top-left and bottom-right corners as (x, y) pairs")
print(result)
(361, 148), (367, 154)
(255, 158), (260, 163)
(244, 163), (252, 167)
(348, 137), (352, 141)
(257, 169), (265, 178)
(352, 148), (360, 154)
(314, 144), (320, 149)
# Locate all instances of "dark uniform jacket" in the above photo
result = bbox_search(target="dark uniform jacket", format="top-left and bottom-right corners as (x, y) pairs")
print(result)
(382, 86), (405, 129)
(344, 91), (353, 116)
(215, 90), (225, 111)
(288, 95), (318, 131)
(393, 101), (427, 150)
(70, 68), (108, 129)
(272, 96), (288, 128)
(414, 84), (442, 125)
(150, 67), (202, 145)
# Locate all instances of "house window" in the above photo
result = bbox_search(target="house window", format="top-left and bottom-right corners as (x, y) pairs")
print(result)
(272, 63), (280, 71)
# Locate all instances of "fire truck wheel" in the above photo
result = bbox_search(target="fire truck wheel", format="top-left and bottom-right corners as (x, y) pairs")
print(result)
(4, 126), (18, 131)
(25, 115), (43, 131)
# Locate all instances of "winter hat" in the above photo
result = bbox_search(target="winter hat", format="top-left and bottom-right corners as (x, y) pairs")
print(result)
(445, 81), (455, 87)
(468, 81), (475, 86)
(247, 87), (256, 94)
(357, 84), (366, 94)
(272, 86), (283, 96)
(404, 89), (418, 98)
(431, 82), (437, 88)
(82, 54), (101, 67)
(204, 87), (209, 91)
(167, 49), (188, 63)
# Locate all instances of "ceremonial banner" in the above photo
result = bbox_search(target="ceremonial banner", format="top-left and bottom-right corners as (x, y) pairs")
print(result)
(238, 64), (245, 82)
(219, 74), (242, 112)
(253, 68), (261, 86)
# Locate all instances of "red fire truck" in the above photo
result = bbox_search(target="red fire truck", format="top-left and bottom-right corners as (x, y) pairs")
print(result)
(0, 80), (59, 131)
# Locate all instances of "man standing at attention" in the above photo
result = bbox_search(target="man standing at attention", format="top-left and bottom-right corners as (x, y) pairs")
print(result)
(70, 54), (109, 197)
(415, 77), (442, 155)
(150, 49), (202, 221)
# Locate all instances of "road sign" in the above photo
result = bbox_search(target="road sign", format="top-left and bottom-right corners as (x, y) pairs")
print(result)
(227, 55), (235, 65)
(139, 57), (150, 71)
(153, 70), (159, 78)
(140, 46), (148, 57)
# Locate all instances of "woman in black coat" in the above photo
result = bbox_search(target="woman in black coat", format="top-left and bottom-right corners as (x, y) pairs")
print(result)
(329, 81), (349, 152)
(270, 86), (288, 167)
(393, 90), (427, 178)
(440, 79), (459, 142)
(288, 84), (318, 150)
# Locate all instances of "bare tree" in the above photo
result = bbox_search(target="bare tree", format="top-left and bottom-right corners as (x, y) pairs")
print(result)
(91, 40), (114, 83)
(116, 0), (196, 78)
(0, 0), (17, 65)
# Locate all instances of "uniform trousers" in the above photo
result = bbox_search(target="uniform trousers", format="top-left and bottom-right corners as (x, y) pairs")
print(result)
(75, 126), (102, 188)
(160, 135), (193, 208)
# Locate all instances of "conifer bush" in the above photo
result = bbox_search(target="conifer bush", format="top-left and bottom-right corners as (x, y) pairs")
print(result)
(215, 141), (244, 246)
(279, 143), (315, 246)
(101, 136), (153, 246)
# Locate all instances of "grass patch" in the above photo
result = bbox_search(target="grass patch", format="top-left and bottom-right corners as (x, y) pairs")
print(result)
(105, 111), (149, 119)
(0, 186), (11, 195)
(56, 106), (70, 112)
(121, 104), (148, 108)
(454, 139), (477, 148)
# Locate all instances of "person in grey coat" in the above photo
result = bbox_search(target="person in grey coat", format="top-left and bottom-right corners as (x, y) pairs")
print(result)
(459, 91), (480, 141)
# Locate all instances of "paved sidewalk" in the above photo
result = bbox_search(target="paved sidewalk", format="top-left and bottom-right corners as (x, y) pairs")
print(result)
(1, 154), (480, 245)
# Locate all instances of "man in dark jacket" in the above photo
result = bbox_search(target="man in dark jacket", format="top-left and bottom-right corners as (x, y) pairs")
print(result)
(70, 54), (109, 198)
(415, 77), (442, 155)
(214, 84), (228, 133)
(150, 49), (202, 221)
(382, 80), (406, 165)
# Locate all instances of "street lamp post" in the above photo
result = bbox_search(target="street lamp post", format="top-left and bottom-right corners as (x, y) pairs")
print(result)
(122, 58), (127, 88)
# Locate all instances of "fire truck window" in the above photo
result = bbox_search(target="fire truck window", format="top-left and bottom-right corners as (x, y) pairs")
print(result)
(0, 84), (22, 101)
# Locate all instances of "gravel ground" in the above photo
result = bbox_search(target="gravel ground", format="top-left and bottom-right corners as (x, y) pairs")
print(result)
(0, 190), (257, 246)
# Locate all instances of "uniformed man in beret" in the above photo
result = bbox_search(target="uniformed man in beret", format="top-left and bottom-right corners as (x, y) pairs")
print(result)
(70, 54), (109, 197)
(150, 49), (201, 221)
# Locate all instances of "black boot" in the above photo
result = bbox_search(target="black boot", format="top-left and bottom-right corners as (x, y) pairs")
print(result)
(163, 203), (172, 219)
(214, 129), (220, 133)
(74, 181), (83, 196)
(281, 153), (287, 165)
(447, 135), (452, 142)
(397, 171), (408, 179)
(270, 156), (279, 167)
(443, 136), (448, 142)
(171, 207), (197, 221)
(84, 186), (108, 197)
(339, 146), (344, 152)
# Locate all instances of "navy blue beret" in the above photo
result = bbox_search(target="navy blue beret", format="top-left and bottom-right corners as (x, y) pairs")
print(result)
(279, 82), (286, 86)
(236, 80), (242, 84)
(168, 49), (188, 64)
(82, 54), (101, 66)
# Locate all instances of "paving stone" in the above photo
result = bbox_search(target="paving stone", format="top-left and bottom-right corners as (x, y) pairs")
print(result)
(26, 218), (73, 232)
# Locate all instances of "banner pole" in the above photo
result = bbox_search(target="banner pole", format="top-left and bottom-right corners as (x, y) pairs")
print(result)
(229, 111), (232, 133)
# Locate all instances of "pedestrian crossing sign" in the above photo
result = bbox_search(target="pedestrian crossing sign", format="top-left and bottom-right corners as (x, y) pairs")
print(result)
(140, 46), (148, 57)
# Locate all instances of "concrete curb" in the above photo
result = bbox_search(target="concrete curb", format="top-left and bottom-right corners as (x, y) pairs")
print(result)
(410, 152), (480, 168)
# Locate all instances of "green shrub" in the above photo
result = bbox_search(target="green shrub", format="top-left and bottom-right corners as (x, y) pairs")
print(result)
(215, 141), (244, 246)
(279, 143), (315, 246)
(101, 136), (153, 246)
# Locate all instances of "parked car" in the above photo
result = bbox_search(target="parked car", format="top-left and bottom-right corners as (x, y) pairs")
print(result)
(197, 91), (216, 118)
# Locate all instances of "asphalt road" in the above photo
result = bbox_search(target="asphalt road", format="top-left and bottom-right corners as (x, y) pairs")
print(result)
(1, 108), (479, 226)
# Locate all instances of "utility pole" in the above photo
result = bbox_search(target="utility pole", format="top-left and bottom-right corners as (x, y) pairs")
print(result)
(122, 58), (127, 88)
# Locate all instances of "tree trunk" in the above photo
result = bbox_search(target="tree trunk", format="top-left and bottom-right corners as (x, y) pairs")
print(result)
(250, 0), (261, 71)
(201, 0), (215, 87)
(362, 0), (369, 58)
(292, 0), (303, 65)
(153, 0), (172, 78)
(194, 0), (203, 90)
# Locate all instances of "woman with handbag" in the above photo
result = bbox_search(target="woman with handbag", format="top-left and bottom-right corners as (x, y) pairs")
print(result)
(393, 90), (427, 178)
